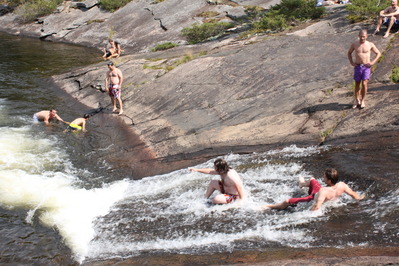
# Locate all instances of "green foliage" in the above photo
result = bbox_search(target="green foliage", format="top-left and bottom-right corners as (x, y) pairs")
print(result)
(272, 0), (324, 20)
(320, 127), (333, 142)
(243, 5), (265, 20)
(181, 22), (234, 44)
(4, 0), (25, 8)
(346, 0), (390, 22)
(108, 26), (117, 39)
(253, 11), (288, 31)
(14, 0), (63, 23)
(390, 66), (399, 83)
(197, 11), (219, 17)
(151, 42), (178, 52)
(99, 0), (131, 12)
(252, 0), (324, 33)
(143, 53), (205, 73)
(86, 19), (105, 24)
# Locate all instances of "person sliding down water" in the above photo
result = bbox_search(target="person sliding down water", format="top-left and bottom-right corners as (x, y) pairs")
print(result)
(64, 114), (90, 132)
(189, 158), (246, 205)
(258, 168), (364, 211)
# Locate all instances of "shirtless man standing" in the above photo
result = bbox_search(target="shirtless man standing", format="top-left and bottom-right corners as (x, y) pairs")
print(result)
(105, 62), (123, 115)
(259, 168), (364, 211)
(374, 0), (399, 38)
(347, 29), (381, 109)
(189, 158), (246, 205)
(33, 109), (68, 125)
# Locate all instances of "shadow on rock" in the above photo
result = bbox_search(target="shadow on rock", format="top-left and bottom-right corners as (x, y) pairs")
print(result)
(294, 102), (352, 115)
(369, 83), (398, 92)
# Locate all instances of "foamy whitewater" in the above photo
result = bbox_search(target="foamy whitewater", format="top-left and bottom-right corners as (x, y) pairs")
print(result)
(0, 99), (368, 263)
(0, 101), (129, 262)
(85, 149), (345, 261)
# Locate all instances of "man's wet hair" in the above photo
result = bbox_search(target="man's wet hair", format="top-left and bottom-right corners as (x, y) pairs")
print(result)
(107, 61), (114, 66)
(84, 114), (90, 119)
(214, 158), (231, 174)
(325, 168), (339, 184)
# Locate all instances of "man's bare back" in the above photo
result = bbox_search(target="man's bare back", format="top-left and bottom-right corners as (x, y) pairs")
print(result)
(189, 158), (246, 205)
(65, 114), (89, 132)
(312, 181), (364, 211)
(219, 169), (242, 195)
(34, 109), (66, 125)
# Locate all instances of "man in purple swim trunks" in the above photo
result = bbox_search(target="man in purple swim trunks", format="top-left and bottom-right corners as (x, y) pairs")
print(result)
(347, 29), (381, 109)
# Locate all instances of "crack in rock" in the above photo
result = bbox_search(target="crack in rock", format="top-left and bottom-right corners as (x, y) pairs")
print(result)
(144, 7), (168, 31)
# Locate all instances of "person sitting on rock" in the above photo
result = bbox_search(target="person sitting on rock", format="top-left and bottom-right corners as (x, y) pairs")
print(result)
(374, 0), (399, 38)
(102, 39), (116, 59)
(113, 41), (122, 58)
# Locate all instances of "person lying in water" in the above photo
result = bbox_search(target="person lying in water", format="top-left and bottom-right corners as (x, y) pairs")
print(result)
(259, 168), (364, 211)
(64, 114), (90, 132)
(189, 158), (246, 205)
(33, 109), (69, 126)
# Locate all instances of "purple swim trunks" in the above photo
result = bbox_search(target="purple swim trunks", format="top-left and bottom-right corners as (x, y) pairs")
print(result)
(353, 64), (371, 82)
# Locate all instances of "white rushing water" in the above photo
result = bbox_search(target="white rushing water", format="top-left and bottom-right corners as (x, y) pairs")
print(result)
(85, 149), (360, 262)
(0, 99), (366, 263)
(0, 100), (129, 262)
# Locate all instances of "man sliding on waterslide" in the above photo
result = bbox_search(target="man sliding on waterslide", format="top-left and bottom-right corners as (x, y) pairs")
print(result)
(259, 168), (365, 211)
(189, 158), (246, 205)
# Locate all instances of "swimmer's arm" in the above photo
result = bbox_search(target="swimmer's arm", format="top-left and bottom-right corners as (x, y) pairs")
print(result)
(311, 192), (326, 211)
(344, 184), (365, 200)
(188, 168), (218, 175)
(82, 121), (87, 132)
(54, 114), (68, 124)
(43, 115), (51, 125)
